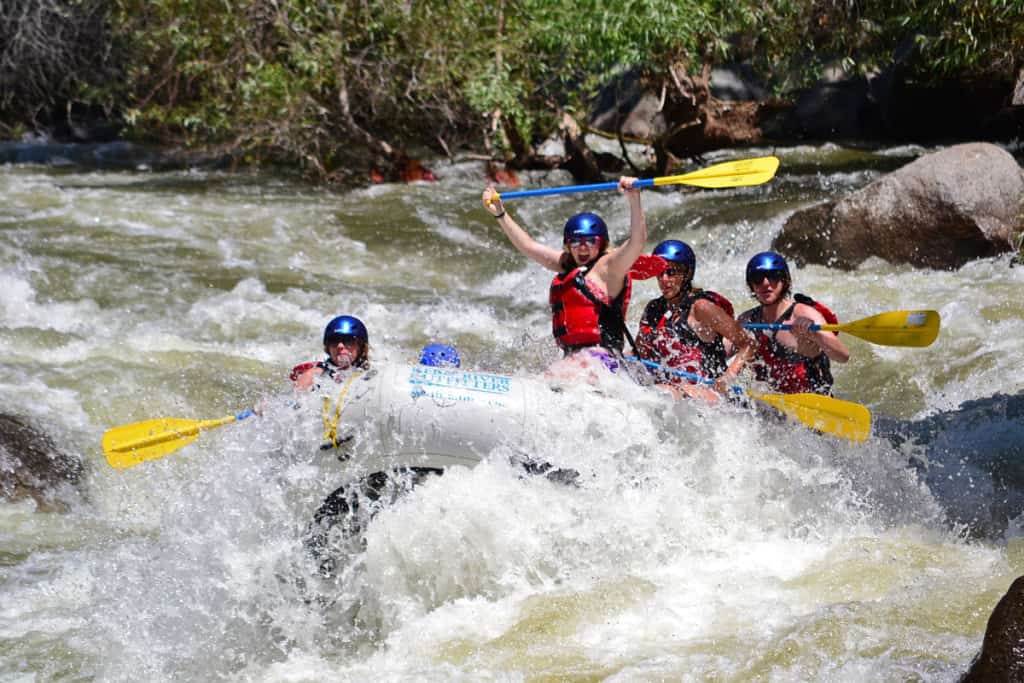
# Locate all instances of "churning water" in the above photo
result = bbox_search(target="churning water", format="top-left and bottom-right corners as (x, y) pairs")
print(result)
(2, 143), (1023, 681)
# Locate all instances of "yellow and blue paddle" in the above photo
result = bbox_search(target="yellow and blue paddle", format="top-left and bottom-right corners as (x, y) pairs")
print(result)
(742, 310), (940, 348)
(102, 409), (256, 469)
(626, 356), (871, 442)
(493, 156), (780, 200)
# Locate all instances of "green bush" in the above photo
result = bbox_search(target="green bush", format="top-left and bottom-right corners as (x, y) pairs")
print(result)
(2, 0), (1021, 179)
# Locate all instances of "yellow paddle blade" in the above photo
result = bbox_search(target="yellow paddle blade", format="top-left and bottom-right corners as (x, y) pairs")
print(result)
(822, 310), (940, 348)
(102, 416), (235, 469)
(652, 156), (780, 189)
(750, 392), (872, 442)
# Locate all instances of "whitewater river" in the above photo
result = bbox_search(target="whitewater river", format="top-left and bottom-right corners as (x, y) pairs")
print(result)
(2, 142), (1023, 681)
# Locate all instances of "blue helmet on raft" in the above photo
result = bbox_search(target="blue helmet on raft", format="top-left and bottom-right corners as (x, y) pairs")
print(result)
(419, 343), (461, 368)
(323, 315), (369, 345)
(653, 239), (696, 272)
(563, 212), (609, 243)
(745, 251), (790, 285)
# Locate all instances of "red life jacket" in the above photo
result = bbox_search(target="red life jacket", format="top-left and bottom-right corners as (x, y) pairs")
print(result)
(748, 293), (838, 395)
(549, 255), (632, 352)
(638, 289), (734, 383)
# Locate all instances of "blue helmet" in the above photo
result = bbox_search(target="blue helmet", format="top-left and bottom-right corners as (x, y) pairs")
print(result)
(653, 239), (696, 271)
(323, 315), (369, 345)
(563, 212), (608, 242)
(745, 251), (790, 285)
(419, 343), (461, 368)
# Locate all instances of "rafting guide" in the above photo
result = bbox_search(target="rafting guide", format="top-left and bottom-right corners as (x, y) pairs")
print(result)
(290, 315), (371, 391)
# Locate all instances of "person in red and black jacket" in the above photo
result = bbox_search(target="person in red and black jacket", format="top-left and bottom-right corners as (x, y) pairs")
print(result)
(738, 252), (849, 395)
(636, 240), (755, 400)
(482, 178), (663, 381)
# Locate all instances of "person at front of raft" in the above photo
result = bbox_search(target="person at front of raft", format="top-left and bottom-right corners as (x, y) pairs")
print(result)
(290, 315), (371, 390)
(635, 239), (755, 401)
(737, 252), (849, 395)
(481, 177), (648, 379)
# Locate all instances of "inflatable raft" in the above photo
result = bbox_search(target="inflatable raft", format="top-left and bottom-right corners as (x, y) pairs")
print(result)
(306, 362), (579, 480)
(301, 362), (598, 576)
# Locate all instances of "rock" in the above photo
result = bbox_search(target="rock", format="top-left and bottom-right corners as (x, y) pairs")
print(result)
(788, 78), (884, 140)
(874, 391), (1024, 539)
(0, 140), (235, 172)
(589, 68), (667, 141)
(775, 143), (1024, 270)
(961, 575), (1024, 682)
(710, 64), (767, 102)
(0, 413), (84, 511)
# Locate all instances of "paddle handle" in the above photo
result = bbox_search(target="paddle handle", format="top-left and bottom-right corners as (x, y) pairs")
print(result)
(497, 178), (655, 200)
(625, 356), (742, 393)
(742, 322), (834, 332)
(236, 409), (256, 421)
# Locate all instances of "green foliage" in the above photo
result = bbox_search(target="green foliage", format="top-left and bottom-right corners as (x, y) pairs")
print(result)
(2, 0), (1022, 178)
(747, 0), (1024, 89)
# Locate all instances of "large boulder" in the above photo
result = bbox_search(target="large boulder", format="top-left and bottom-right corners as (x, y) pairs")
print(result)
(775, 143), (1024, 270)
(0, 413), (84, 511)
(875, 391), (1024, 539)
(961, 575), (1024, 682)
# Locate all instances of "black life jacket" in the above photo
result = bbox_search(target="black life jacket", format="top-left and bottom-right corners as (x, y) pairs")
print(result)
(637, 289), (734, 380)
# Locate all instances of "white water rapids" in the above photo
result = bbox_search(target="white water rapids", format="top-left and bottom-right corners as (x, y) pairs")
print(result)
(2, 143), (1023, 681)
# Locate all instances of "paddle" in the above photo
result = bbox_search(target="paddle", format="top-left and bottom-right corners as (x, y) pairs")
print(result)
(742, 310), (940, 347)
(626, 356), (871, 442)
(494, 156), (780, 200)
(102, 409), (255, 469)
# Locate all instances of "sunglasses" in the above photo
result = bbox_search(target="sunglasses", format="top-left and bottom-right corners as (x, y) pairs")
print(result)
(747, 269), (786, 285)
(567, 236), (601, 247)
(326, 334), (361, 347)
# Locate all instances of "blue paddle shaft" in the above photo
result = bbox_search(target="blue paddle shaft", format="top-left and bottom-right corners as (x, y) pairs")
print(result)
(499, 178), (655, 200)
(625, 356), (743, 394)
(235, 409), (256, 421)
(742, 323), (822, 332)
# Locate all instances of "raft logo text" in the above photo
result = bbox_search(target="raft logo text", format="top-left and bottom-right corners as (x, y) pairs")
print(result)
(409, 366), (512, 394)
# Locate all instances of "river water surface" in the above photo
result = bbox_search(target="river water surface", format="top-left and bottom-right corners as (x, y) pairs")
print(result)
(2, 142), (1023, 681)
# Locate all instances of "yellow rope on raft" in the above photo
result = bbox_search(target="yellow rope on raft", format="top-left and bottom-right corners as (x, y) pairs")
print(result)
(321, 371), (363, 448)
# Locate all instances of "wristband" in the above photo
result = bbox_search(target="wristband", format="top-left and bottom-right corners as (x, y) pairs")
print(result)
(494, 210), (506, 219)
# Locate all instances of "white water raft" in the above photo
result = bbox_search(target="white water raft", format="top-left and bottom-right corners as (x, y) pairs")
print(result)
(308, 363), (553, 478)
(295, 360), (676, 486)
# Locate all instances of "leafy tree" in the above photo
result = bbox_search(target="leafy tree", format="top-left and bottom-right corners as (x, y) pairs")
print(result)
(1, 0), (1021, 180)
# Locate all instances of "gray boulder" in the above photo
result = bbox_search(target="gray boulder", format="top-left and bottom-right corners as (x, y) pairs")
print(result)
(875, 391), (1024, 539)
(775, 143), (1024, 270)
(0, 413), (84, 511)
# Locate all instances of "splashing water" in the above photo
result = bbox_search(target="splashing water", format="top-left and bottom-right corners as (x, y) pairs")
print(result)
(1, 148), (1023, 681)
